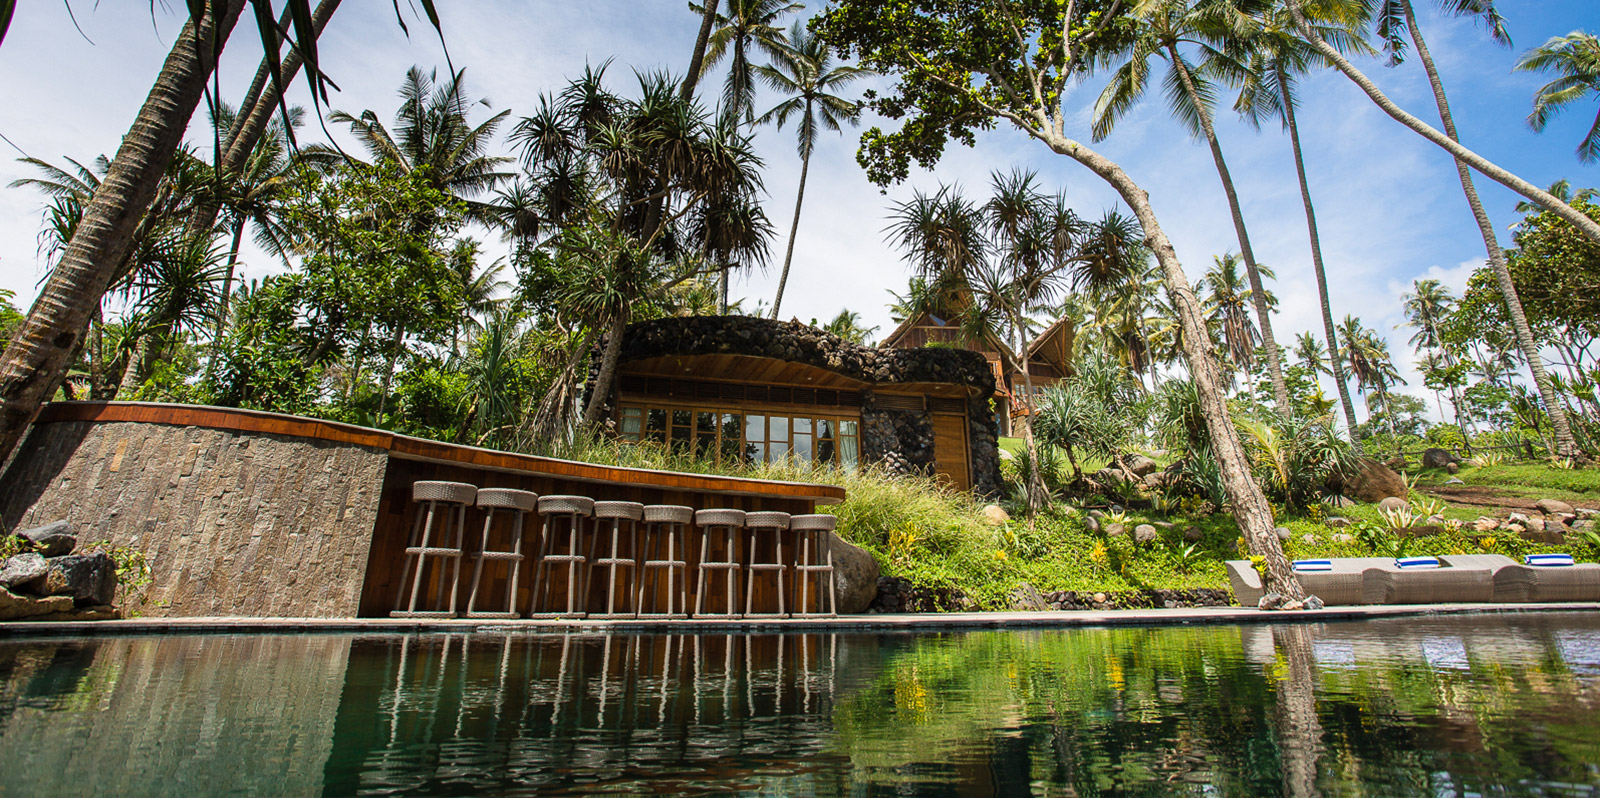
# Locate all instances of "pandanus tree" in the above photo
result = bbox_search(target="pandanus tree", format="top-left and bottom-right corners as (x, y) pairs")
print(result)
(887, 171), (1144, 514)
(1515, 31), (1600, 164)
(1092, 0), (1292, 413)
(816, 0), (1305, 598)
(1233, 1), (1370, 439)
(756, 20), (871, 320)
(509, 67), (772, 440)
(1338, 0), (1584, 458)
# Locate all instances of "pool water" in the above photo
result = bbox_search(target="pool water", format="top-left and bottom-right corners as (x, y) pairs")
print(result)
(2, 613), (1598, 796)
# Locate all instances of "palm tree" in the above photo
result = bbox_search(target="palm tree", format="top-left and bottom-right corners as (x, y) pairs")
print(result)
(1358, 0), (1583, 458)
(1278, 0), (1600, 246)
(1235, 2), (1370, 439)
(1294, 331), (1329, 376)
(681, 1), (722, 100)
(693, 0), (802, 123)
(324, 67), (514, 224)
(1513, 179), (1597, 215)
(1515, 30), (1600, 164)
(1401, 278), (1473, 444)
(817, 309), (878, 345)
(1198, 252), (1275, 394)
(1093, 0), (1292, 413)
(756, 20), (871, 320)
(116, 235), (227, 396)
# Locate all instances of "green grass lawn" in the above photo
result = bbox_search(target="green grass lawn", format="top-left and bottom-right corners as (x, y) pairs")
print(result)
(1411, 461), (1600, 506)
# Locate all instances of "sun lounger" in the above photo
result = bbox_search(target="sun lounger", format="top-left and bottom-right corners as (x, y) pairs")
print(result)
(1362, 558), (1494, 604)
(1440, 554), (1600, 603)
(1226, 558), (1392, 606)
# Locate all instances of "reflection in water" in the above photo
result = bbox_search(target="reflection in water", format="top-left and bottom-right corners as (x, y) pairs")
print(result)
(0, 614), (1596, 796)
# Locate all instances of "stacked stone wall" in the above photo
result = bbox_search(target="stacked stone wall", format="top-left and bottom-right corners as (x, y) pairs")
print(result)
(0, 420), (387, 617)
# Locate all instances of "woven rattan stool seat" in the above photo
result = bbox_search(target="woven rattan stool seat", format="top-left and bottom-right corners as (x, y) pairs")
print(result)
(475, 488), (538, 511)
(411, 481), (477, 505)
(744, 511), (791, 530)
(644, 504), (694, 524)
(594, 501), (645, 520)
(789, 514), (837, 531)
(695, 508), (747, 527)
(538, 495), (595, 516)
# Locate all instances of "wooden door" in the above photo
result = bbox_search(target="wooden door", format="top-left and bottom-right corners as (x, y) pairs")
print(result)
(930, 412), (971, 491)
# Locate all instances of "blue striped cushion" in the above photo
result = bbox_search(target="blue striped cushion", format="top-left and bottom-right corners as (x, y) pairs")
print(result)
(1293, 559), (1333, 572)
(1396, 556), (1440, 569)
(1525, 553), (1575, 567)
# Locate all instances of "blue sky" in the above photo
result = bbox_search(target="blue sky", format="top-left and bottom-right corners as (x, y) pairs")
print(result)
(1, 2), (1595, 421)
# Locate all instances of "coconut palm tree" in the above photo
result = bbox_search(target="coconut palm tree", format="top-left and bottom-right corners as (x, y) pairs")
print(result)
(692, 0), (802, 123)
(682, 1), (722, 100)
(817, 309), (878, 345)
(1512, 179), (1597, 215)
(1093, 0), (1292, 412)
(1514, 30), (1600, 164)
(1294, 331), (1330, 376)
(1355, 0), (1583, 458)
(1235, 1), (1371, 439)
(1198, 252), (1275, 393)
(756, 20), (871, 319)
(1401, 278), (1474, 443)
(1278, 0), (1600, 247)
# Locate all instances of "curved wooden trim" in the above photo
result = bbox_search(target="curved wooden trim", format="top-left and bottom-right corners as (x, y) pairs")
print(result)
(33, 402), (846, 504)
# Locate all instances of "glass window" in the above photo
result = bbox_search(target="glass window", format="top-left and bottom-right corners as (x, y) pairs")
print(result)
(646, 408), (667, 444)
(720, 413), (743, 463)
(839, 420), (859, 468)
(620, 407), (643, 441)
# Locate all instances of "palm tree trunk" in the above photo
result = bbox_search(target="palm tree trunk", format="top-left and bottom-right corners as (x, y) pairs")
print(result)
(117, 335), (151, 399)
(0, 2), (246, 468)
(1169, 46), (1291, 414)
(1034, 129), (1303, 600)
(1014, 314), (1049, 514)
(376, 321), (404, 423)
(1402, 3), (1582, 459)
(1280, 69), (1361, 440)
(1282, 0), (1600, 247)
(681, 0), (720, 100)
(768, 144), (812, 320)
(579, 312), (629, 431)
(206, 216), (247, 376)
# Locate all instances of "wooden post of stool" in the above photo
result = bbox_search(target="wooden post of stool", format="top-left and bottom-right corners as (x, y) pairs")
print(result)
(790, 514), (838, 617)
(465, 488), (538, 619)
(743, 511), (792, 618)
(528, 495), (595, 618)
(392, 481), (477, 618)
(591, 501), (644, 618)
(637, 505), (693, 619)
(693, 509), (747, 618)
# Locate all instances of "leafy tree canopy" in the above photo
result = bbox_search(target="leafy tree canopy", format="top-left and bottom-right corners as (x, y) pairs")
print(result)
(1504, 195), (1600, 335)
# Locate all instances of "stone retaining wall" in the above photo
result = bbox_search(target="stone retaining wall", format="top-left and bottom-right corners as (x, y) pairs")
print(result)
(0, 420), (387, 617)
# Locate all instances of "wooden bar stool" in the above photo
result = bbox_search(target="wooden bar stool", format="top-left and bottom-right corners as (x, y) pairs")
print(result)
(637, 505), (693, 619)
(528, 495), (595, 618)
(392, 480), (477, 618)
(790, 514), (839, 618)
(464, 487), (538, 619)
(743, 511), (792, 618)
(590, 500), (645, 619)
(693, 509), (747, 618)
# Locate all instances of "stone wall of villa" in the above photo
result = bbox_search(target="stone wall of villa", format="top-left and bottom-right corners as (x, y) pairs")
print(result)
(0, 419), (387, 617)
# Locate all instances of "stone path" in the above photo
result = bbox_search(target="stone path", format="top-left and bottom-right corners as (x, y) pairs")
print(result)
(3, 602), (1597, 638)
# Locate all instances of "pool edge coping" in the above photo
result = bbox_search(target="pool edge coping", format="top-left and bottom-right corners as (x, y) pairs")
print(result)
(4, 602), (1598, 638)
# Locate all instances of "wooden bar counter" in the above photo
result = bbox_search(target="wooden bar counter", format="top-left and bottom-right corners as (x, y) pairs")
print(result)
(0, 402), (845, 619)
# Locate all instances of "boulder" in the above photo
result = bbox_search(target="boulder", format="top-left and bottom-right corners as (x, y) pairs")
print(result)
(1421, 448), (1456, 469)
(16, 520), (76, 558)
(1328, 458), (1408, 503)
(0, 553), (49, 592)
(1084, 515), (1101, 533)
(981, 504), (1010, 526)
(1325, 495), (1356, 508)
(1384, 455), (1408, 470)
(1274, 526), (1292, 541)
(1304, 595), (1325, 610)
(1473, 517), (1499, 532)
(1141, 472), (1168, 489)
(1183, 526), (1203, 542)
(829, 533), (882, 614)
(1007, 582), (1050, 612)
(1104, 523), (1126, 538)
(1301, 534), (1318, 545)
(41, 553), (117, 608)
(1378, 496), (1408, 512)
(1258, 592), (1286, 611)
(1446, 462), (1460, 475)
(1133, 524), (1158, 544)
(1088, 509), (1106, 520)
(1535, 499), (1575, 516)
(1403, 525), (1445, 538)
(1325, 517), (1351, 528)
(0, 587), (75, 621)
(1126, 455), (1160, 476)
